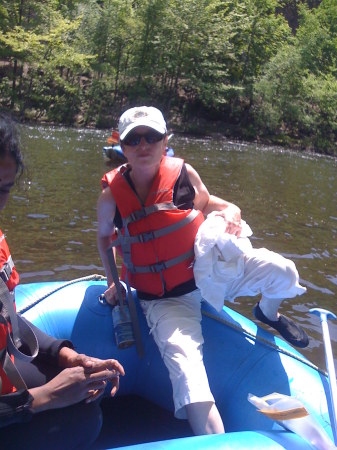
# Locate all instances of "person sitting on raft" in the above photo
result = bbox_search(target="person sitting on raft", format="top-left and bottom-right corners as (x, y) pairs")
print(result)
(0, 112), (125, 450)
(97, 106), (308, 436)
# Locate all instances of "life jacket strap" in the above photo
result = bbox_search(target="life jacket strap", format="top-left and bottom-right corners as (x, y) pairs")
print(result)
(114, 203), (178, 272)
(127, 249), (195, 274)
(112, 209), (200, 247)
(123, 202), (177, 227)
(0, 279), (39, 363)
(0, 279), (39, 392)
(0, 319), (27, 391)
(0, 255), (14, 283)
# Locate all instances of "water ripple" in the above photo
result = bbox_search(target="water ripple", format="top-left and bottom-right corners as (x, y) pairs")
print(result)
(27, 214), (50, 219)
(326, 275), (337, 287)
(300, 279), (334, 295)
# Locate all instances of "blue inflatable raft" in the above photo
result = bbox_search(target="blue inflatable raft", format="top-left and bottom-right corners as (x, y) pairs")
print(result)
(15, 276), (336, 449)
(103, 145), (126, 161)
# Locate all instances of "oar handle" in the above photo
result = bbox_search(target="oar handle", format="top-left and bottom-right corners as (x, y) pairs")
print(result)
(309, 307), (337, 445)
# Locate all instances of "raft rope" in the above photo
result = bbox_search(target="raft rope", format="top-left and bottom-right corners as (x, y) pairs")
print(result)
(17, 274), (326, 377)
(17, 274), (107, 314)
(202, 309), (327, 377)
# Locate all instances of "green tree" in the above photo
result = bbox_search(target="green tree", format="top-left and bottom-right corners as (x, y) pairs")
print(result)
(169, 0), (291, 124)
(0, 0), (335, 153)
(77, 0), (137, 124)
(296, 0), (337, 76)
(0, 6), (93, 122)
(253, 0), (337, 153)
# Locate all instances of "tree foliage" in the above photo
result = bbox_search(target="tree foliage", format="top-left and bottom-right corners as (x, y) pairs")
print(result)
(254, 0), (336, 153)
(0, 0), (335, 153)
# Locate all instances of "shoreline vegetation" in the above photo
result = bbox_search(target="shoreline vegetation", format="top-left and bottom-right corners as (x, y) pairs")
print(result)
(0, 1), (336, 155)
(8, 105), (326, 156)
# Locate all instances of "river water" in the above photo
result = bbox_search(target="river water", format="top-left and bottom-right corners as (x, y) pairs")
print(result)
(3, 124), (337, 373)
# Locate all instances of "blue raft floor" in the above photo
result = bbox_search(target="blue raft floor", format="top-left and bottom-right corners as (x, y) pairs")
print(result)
(92, 395), (192, 449)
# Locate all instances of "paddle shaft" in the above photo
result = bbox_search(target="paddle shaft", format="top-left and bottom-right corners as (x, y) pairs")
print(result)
(321, 316), (337, 443)
(310, 308), (337, 445)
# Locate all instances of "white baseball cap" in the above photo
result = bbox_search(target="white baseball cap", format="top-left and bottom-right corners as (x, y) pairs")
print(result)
(118, 106), (167, 141)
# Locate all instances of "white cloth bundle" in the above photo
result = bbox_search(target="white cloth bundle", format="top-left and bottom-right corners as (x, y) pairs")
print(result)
(193, 212), (253, 311)
(193, 212), (307, 312)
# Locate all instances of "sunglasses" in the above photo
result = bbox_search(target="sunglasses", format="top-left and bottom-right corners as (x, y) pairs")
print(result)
(122, 131), (165, 147)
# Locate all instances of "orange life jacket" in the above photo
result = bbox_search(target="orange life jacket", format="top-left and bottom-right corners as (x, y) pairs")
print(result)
(0, 230), (20, 394)
(102, 157), (204, 297)
(0, 315), (16, 394)
(0, 230), (19, 292)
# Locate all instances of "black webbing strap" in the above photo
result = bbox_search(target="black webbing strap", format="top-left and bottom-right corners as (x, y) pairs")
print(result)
(126, 249), (195, 274)
(0, 279), (39, 392)
(123, 203), (178, 228)
(106, 247), (144, 358)
(0, 255), (14, 283)
(0, 278), (21, 349)
(7, 315), (39, 363)
(0, 279), (38, 363)
(0, 328), (27, 391)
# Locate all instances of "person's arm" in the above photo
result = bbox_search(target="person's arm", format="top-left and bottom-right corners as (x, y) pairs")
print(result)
(96, 187), (120, 304)
(29, 351), (125, 414)
(0, 348), (125, 427)
(57, 346), (124, 397)
(0, 319), (72, 427)
(0, 389), (35, 428)
(20, 317), (73, 366)
(29, 358), (124, 414)
(185, 163), (242, 236)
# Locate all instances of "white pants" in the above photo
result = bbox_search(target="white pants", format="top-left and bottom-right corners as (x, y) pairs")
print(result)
(140, 247), (306, 418)
(226, 247), (306, 302)
(140, 290), (214, 419)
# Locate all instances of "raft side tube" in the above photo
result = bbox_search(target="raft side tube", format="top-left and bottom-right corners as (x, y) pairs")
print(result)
(15, 280), (334, 446)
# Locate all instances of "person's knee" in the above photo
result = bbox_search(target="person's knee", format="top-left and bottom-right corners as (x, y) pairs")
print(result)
(0, 401), (103, 450)
(277, 258), (299, 288)
(47, 401), (103, 449)
(265, 255), (299, 291)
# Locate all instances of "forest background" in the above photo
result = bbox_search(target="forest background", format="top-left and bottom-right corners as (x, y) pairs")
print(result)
(0, 0), (336, 155)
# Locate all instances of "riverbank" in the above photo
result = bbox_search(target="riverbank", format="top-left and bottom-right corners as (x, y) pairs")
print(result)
(2, 0), (336, 158)
(7, 107), (326, 156)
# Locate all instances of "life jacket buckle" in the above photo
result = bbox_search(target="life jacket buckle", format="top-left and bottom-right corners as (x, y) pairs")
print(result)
(130, 208), (147, 222)
(0, 262), (12, 282)
(139, 231), (155, 243)
(150, 261), (167, 273)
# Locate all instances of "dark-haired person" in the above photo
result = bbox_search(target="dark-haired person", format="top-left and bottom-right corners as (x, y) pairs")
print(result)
(0, 112), (125, 450)
(97, 106), (308, 436)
